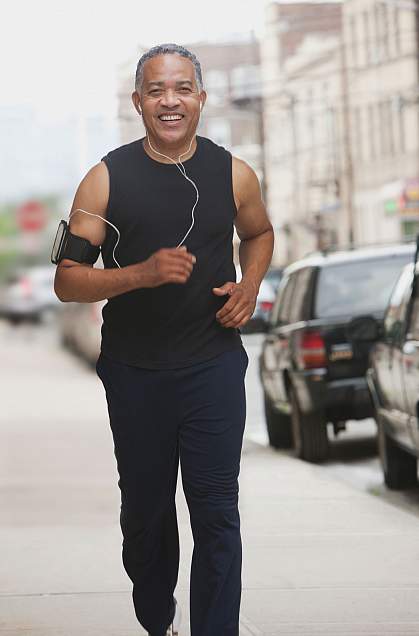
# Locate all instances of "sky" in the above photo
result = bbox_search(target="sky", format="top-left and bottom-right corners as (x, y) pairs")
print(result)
(1, 0), (266, 119)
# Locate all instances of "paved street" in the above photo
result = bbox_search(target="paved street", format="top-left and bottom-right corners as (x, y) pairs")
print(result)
(2, 320), (419, 635)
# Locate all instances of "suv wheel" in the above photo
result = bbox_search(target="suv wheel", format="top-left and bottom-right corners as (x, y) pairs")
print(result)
(264, 392), (293, 449)
(290, 388), (329, 463)
(378, 418), (418, 490)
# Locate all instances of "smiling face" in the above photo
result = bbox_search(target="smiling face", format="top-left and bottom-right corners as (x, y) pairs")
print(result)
(132, 53), (206, 153)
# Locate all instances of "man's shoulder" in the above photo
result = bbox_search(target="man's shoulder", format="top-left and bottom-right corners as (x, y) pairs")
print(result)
(199, 135), (231, 157)
(101, 138), (143, 163)
(200, 138), (255, 178)
(231, 156), (257, 183)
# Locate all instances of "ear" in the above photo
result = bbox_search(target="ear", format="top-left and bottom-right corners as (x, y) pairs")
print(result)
(199, 90), (207, 111)
(131, 91), (142, 115)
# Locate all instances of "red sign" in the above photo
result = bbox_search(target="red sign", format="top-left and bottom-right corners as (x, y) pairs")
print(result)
(17, 200), (47, 232)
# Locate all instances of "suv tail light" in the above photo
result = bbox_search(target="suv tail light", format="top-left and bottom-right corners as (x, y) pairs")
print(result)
(89, 302), (102, 324)
(20, 276), (32, 298)
(296, 330), (327, 369)
(260, 300), (273, 312)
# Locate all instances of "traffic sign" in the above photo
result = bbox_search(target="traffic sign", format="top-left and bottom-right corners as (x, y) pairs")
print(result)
(17, 200), (47, 232)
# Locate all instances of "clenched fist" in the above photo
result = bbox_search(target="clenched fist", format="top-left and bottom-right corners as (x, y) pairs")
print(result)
(213, 279), (258, 329)
(142, 246), (196, 287)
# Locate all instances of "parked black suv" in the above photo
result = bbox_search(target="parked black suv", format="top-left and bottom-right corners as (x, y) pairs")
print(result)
(259, 244), (415, 463)
(348, 259), (419, 489)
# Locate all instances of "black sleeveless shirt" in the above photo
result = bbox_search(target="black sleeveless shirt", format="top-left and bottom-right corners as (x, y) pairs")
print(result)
(100, 135), (242, 369)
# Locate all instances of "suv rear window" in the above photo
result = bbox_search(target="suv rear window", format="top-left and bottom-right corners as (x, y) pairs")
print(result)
(315, 255), (412, 318)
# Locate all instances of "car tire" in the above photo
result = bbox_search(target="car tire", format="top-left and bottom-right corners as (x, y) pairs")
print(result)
(290, 387), (329, 463)
(377, 418), (418, 490)
(60, 332), (70, 348)
(264, 393), (293, 449)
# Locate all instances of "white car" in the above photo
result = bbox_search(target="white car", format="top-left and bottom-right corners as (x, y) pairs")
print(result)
(0, 265), (60, 323)
(59, 300), (105, 366)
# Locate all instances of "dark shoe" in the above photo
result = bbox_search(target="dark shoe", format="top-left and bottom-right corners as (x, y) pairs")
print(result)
(148, 597), (181, 636)
(166, 597), (181, 636)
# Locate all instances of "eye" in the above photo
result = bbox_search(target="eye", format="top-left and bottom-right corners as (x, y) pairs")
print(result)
(179, 87), (192, 93)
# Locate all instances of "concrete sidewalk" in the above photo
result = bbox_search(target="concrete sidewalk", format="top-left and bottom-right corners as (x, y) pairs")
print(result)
(1, 325), (419, 635)
(2, 434), (419, 635)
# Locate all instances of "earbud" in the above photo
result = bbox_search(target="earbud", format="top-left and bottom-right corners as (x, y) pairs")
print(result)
(199, 102), (203, 112)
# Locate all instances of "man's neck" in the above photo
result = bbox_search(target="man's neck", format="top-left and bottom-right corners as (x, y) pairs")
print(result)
(144, 134), (197, 164)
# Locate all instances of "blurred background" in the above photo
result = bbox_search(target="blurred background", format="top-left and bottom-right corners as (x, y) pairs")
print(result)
(2, 0), (419, 475)
(2, 0), (419, 485)
(2, 0), (419, 321)
(3, 1), (419, 633)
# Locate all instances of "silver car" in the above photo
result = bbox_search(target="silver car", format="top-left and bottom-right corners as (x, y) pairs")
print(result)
(58, 300), (105, 366)
(237, 266), (282, 333)
(0, 265), (60, 323)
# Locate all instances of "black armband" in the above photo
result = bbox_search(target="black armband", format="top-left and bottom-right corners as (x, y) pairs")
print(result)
(51, 220), (101, 265)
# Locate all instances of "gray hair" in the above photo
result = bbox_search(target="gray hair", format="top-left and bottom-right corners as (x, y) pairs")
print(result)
(135, 43), (203, 93)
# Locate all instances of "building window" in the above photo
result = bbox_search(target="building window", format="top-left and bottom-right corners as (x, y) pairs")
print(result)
(386, 101), (395, 156)
(379, 102), (388, 155)
(363, 10), (371, 65)
(205, 70), (229, 106)
(306, 88), (315, 150)
(378, 102), (385, 155)
(207, 118), (231, 147)
(378, 100), (395, 156)
(373, 3), (390, 62)
(368, 104), (376, 159)
(230, 65), (261, 101)
(382, 4), (390, 59)
(395, 8), (401, 55)
(374, 3), (383, 63)
(352, 107), (362, 161)
(398, 99), (406, 153)
(350, 15), (357, 67)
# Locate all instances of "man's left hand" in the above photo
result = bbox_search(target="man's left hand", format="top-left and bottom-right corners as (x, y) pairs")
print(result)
(213, 280), (258, 329)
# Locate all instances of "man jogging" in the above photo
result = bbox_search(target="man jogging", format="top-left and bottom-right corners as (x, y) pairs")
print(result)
(54, 43), (274, 636)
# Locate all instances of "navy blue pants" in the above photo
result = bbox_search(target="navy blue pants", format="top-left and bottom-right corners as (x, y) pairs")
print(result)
(96, 346), (248, 636)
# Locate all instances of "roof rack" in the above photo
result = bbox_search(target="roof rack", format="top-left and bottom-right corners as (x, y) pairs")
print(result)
(304, 236), (416, 258)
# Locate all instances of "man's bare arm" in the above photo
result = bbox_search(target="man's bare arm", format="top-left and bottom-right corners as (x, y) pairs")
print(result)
(233, 158), (274, 293)
(54, 162), (196, 303)
(213, 157), (274, 329)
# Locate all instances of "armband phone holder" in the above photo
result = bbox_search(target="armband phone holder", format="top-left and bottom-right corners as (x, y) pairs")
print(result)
(51, 220), (100, 265)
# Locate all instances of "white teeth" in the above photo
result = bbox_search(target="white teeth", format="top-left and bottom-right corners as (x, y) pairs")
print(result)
(160, 115), (183, 121)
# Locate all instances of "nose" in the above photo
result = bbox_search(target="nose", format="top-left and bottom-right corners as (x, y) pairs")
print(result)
(160, 89), (181, 109)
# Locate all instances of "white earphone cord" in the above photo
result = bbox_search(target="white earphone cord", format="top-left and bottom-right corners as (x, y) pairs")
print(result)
(69, 135), (199, 269)
(146, 134), (200, 248)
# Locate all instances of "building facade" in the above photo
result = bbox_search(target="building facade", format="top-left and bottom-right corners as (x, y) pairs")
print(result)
(343, 0), (419, 245)
(261, 2), (343, 264)
(262, 0), (419, 266)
